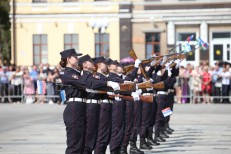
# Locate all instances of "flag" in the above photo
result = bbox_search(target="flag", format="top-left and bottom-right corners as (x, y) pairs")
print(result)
(37, 80), (46, 95)
(181, 42), (191, 52)
(187, 35), (194, 42)
(162, 107), (173, 117)
(196, 37), (209, 50)
(60, 90), (66, 102)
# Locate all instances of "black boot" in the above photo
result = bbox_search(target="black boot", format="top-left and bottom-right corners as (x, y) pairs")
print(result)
(130, 141), (144, 154)
(154, 129), (166, 142)
(147, 131), (160, 146)
(164, 122), (172, 134)
(167, 121), (174, 132)
(120, 146), (128, 154)
(111, 150), (120, 154)
(160, 130), (169, 138)
(140, 138), (152, 150)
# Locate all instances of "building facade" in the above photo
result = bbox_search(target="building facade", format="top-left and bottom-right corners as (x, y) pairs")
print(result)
(10, 0), (231, 66)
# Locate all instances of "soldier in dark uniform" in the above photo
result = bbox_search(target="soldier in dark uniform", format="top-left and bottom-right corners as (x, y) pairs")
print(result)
(107, 58), (125, 154)
(139, 63), (161, 149)
(154, 59), (172, 142)
(59, 49), (86, 154)
(118, 61), (142, 154)
(164, 60), (180, 133)
(78, 55), (120, 154)
(93, 57), (112, 154)
(107, 58), (140, 154)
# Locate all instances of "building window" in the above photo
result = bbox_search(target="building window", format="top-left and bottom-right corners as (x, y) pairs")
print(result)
(177, 32), (196, 61)
(63, 0), (79, 2)
(64, 34), (79, 51)
(33, 34), (48, 65)
(145, 33), (160, 58)
(212, 32), (231, 39)
(178, 33), (196, 41)
(32, 0), (47, 2)
(95, 33), (109, 57)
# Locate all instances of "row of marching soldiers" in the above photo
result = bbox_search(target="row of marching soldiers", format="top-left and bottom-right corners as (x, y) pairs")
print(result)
(59, 48), (182, 154)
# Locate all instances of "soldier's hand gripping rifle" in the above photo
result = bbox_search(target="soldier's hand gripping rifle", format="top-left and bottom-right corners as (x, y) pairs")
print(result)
(128, 49), (150, 80)
(86, 89), (153, 103)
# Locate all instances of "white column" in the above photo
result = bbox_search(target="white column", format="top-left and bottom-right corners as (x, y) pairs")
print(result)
(167, 21), (175, 45)
(200, 21), (208, 42)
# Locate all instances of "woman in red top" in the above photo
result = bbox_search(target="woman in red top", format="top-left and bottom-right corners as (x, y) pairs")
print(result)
(201, 66), (212, 104)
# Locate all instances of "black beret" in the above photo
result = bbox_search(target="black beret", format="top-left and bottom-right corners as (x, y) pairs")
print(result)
(79, 54), (93, 66)
(93, 57), (107, 65)
(106, 58), (119, 65)
(60, 48), (82, 59)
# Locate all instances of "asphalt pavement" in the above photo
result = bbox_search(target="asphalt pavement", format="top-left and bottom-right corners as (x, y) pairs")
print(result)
(0, 103), (231, 154)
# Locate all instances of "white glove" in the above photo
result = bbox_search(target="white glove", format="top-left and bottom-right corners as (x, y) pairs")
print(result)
(150, 78), (154, 83)
(151, 54), (156, 58)
(142, 77), (147, 82)
(124, 81), (133, 84)
(86, 89), (97, 93)
(174, 59), (181, 68)
(146, 87), (153, 91)
(163, 56), (167, 63)
(107, 81), (120, 91)
(165, 62), (171, 68)
(151, 59), (156, 66)
(167, 67), (172, 77)
(132, 92), (140, 101)
(115, 96), (121, 101)
(136, 89), (142, 95)
(107, 92), (114, 95)
(134, 59), (141, 68)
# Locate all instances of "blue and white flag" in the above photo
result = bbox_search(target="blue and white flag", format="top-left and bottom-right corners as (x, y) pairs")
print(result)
(37, 80), (46, 95)
(162, 107), (173, 117)
(60, 90), (66, 102)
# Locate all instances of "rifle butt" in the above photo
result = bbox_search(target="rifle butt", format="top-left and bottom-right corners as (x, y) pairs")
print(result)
(153, 81), (165, 89)
(140, 95), (153, 103)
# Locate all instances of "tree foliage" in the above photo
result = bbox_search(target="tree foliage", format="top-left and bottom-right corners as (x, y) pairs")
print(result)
(0, 0), (11, 65)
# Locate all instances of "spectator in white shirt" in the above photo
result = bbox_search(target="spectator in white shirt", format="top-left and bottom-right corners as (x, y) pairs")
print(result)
(219, 64), (231, 103)
(11, 66), (23, 103)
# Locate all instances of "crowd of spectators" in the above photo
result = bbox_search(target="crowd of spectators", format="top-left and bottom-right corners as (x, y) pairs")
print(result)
(176, 61), (231, 104)
(0, 63), (62, 104)
(0, 61), (231, 104)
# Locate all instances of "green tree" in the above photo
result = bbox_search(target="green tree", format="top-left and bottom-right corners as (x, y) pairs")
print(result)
(0, 0), (11, 65)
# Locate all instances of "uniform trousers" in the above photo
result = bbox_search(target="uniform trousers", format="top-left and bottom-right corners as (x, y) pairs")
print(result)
(122, 101), (134, 147)
(84, 103), (100, 154)
(140, 102), (152, 138)
(94, 103), (112, 154)
(63, 101), (86, 154)
(130, 100), (142, 142)
(110, 100), (125, 152)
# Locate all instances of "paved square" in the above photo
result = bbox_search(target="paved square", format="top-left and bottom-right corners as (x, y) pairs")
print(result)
(0, 103), (231, 154)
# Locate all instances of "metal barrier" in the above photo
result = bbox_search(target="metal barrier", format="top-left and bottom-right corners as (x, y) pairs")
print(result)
(0, 82), (62, 104)
(0, 81), (230, 104)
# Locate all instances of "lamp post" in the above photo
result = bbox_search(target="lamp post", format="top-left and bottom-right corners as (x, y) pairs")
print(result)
(88, 18), (108, 57)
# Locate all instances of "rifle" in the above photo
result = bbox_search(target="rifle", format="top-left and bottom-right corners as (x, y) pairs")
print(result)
(136, 80), (165, 90)
(94, 90), (153, 103)
(128, 49), (149, 80)
(119, 82), (136, 92)
(109, 93), (153, 103)
(141, 52), (179, 65)
(124, 64), (134, 74)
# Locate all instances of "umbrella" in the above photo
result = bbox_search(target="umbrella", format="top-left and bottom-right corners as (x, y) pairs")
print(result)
(120, 57), (134, 63)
